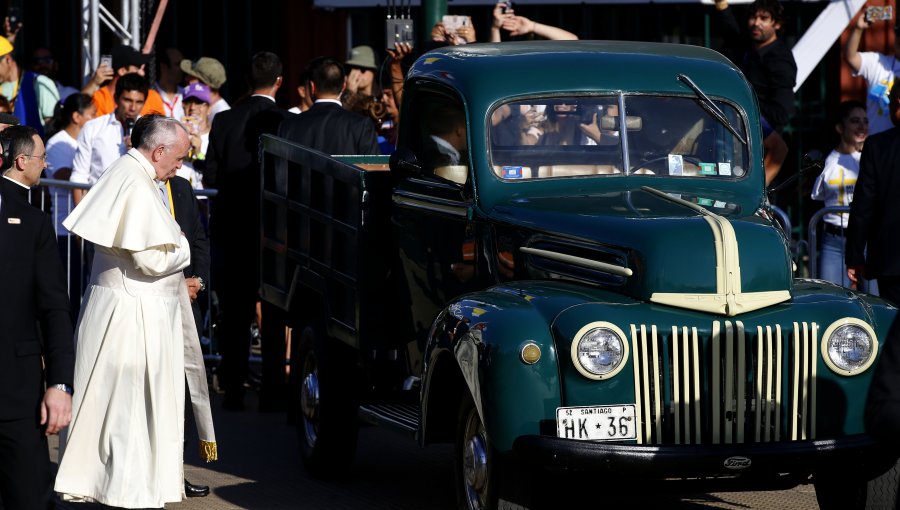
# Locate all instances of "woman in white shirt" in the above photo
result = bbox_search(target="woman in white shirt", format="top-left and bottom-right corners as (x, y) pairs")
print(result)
(811, 99), (876, 293)
(46, 94), (97, 235)
(45, 93), (96, 311)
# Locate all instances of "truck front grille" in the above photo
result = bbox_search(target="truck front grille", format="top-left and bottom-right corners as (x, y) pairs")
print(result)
(630, 321), (819, 445)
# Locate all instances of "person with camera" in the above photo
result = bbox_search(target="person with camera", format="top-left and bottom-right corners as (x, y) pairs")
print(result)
(178, 82), (211, 190)
(845, 4), (900, 135)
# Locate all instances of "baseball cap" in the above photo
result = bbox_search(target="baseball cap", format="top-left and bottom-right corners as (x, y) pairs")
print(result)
(183, 82), (211, 104)
(111, 44), (150, 70)
(0, 36), (12, 58)
(345, 45), (378, 71)
(180, 57), (227, 89)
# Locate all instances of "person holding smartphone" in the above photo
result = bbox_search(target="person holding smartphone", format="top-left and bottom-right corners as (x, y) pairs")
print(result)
(489, 1), (578, 42)
(845, 3), (900, 135)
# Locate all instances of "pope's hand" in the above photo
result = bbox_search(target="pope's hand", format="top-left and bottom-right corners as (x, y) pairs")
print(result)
(186, 276), (201, 301)
(42, 387), (73, 435)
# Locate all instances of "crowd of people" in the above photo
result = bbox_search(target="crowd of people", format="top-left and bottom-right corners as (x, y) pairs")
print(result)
(1, 0), (899, 508)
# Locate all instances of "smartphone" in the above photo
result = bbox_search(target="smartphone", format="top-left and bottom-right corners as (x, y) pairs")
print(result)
(865, 5), (893, 22)
(100, 54), (113, 69)
(442, 15), (470, 34)
(501, 1), (512, 14)
(7, 6), (20, 26)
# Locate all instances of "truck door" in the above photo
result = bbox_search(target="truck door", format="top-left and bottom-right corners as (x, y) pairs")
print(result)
(392, 88), (480, 376)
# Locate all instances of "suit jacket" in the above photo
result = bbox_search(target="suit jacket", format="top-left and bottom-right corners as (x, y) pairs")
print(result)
(170, 176), (209, 334)
(170, 176), (209, 284)
(845, 127), (900, 278)
(0, 177), (74, 420)
(278, 101), (381, 157)
(204, 96), (288, 264)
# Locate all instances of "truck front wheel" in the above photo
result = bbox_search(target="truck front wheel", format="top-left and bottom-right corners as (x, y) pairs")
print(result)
(293, 326), (359, 477)
(456, 393), (498, 510)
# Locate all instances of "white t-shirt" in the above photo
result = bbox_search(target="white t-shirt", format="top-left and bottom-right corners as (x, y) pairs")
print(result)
(208, 98), (231, 126)
(71, 113), (128, 186)
(811, 149), (860, 228)
(45, 130), (79, 236)
(855, 52), (900, 135)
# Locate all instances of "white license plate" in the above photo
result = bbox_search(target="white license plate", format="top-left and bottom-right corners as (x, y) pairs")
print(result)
(556, 404), (637, 441)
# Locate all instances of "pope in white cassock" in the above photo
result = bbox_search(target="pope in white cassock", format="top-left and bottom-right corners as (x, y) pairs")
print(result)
(54, 116), (217, 509)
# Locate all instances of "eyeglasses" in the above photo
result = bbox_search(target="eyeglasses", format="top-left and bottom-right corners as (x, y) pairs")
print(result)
(21, 153), (48, 162)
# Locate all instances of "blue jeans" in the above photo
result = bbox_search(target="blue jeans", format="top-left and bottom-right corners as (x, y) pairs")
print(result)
(819, 232), (879, 295)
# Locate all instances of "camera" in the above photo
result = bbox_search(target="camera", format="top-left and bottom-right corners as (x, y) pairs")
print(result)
(501, 1), (512, 14)
(865, 5), (893, 22)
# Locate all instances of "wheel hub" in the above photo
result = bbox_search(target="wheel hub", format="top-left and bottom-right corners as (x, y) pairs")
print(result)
(464, 433), (488, 492)
(300, 372), (320, 422)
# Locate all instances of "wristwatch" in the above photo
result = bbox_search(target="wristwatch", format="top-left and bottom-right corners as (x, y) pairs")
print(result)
(52, 383), (74, 396)
(193, 276), (206, 292)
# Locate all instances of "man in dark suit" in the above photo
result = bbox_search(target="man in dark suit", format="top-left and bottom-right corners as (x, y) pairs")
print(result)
(0, 125), (75, 509)
(205, 52), (289, 411)
(847, 83), (900, 306)
(170, 175), (212, 498)
(279, 56), (381, 156)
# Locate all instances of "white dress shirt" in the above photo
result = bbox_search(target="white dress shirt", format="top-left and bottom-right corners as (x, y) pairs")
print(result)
(70, 113), (128, 186)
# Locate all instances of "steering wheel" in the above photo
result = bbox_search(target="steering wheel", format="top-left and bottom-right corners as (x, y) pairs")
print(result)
(631, 155), (703, 176)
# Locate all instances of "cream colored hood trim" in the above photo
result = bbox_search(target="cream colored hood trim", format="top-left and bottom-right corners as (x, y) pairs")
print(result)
(641, 186), (790, 316)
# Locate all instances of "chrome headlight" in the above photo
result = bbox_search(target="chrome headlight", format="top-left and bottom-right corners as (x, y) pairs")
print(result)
(821, 318), (878, 376)
(571, 322), (629, 380)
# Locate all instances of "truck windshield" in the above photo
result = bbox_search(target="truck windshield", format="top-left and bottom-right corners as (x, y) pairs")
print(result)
(489, 95), (749, 181)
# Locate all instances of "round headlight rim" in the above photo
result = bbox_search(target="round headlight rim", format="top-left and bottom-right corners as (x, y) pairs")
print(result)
(570, 321), (629, 381)
(820, 317), (879, 377)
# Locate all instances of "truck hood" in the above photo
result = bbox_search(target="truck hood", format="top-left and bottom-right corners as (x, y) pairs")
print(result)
(487, 186), (792, 316)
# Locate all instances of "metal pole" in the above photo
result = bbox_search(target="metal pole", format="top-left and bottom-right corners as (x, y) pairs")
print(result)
(91, 0), (100, 69)
(122, 0), (130, 44)
(422, 0), (447, 48)
(131, 0), (140, 51)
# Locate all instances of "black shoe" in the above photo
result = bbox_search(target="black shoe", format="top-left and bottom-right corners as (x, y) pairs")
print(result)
(185, 479), (210, 498)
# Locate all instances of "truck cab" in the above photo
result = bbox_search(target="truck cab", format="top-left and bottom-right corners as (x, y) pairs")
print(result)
(259, 41), (897, 510)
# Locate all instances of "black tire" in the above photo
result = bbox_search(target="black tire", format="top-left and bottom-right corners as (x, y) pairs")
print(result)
(291, 325), (359, 477)
(455, 393), (498, 510)
(815, 458), (900, 510)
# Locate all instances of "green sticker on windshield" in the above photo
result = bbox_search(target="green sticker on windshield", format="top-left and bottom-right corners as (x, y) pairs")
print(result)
(699, 162), (717, 175)
(697, 197), (714, 206)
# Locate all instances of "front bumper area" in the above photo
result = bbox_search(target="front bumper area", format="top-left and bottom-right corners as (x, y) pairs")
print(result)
(514, 434), (890, 480)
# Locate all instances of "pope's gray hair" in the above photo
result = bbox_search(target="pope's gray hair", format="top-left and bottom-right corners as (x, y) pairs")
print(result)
(133, 114), (190, 152)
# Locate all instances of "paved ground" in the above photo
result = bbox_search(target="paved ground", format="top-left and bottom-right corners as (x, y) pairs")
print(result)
(49, 391), (821, 510)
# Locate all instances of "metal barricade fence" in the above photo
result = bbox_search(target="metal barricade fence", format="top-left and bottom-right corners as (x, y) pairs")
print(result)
(808, 205), (850, 281)
(28, 178), (224, 365)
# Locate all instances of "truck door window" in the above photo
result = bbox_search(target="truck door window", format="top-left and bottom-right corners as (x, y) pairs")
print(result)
(409, 93), (469, 185)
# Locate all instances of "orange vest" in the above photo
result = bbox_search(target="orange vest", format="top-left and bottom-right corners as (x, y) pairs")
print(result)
(92, 86), (165, 117)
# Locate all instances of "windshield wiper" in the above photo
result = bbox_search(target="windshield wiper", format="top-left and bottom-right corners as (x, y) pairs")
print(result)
(677, 74), (748, 146)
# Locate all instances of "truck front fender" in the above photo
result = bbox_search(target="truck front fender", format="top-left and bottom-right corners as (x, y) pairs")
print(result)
(420, 282), (602, 452)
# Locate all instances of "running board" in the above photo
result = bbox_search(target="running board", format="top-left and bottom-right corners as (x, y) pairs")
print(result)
(359, 403), (419, 437)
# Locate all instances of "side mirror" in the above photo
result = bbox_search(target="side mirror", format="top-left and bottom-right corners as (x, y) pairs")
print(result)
(389, 147), (422, 175)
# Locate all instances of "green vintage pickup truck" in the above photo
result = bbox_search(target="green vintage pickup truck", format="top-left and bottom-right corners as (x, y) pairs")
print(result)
(258, 41), (898, 509)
